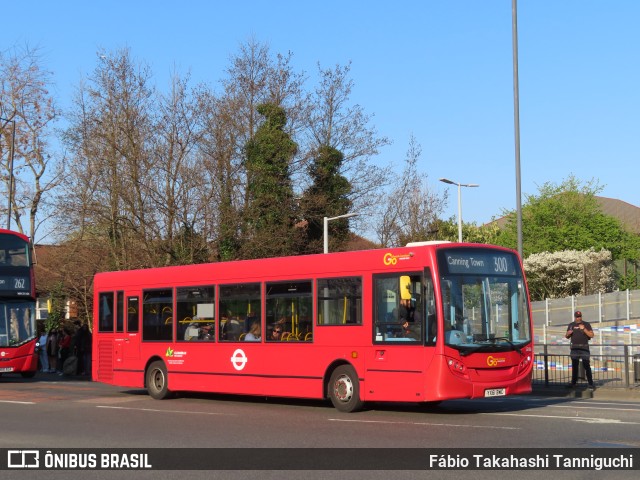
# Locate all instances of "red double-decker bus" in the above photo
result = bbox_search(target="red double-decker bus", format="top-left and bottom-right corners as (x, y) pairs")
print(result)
(92, 242), (533, 411)
(0, 229), (38, 377)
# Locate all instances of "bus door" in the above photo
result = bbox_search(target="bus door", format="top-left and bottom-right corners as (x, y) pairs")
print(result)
(368, 273), (430, 401)
(114, 292), (140, 365)
(122, 293), (141, 362)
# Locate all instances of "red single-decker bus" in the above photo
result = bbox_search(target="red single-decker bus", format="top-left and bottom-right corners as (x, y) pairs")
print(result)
(93, 241), (533, 411)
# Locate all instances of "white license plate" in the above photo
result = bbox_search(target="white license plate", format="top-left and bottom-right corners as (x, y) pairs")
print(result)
(0, 367), (15, 373)
(484, 388), (506, 397)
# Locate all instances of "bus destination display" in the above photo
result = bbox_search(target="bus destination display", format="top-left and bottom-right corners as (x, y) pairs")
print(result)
(441, 250), (518, 276)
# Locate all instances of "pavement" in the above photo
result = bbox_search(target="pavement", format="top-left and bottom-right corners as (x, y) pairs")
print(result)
(532, 382), (640, 401)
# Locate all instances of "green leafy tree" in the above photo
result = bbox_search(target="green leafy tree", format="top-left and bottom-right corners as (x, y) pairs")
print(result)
(494, 176), (640, 261)
(45, 281), (67, 332)
(163, 223), (210, 265)
(435, 218), (502, 245)
(242, 103), (299, 258)
(493, 176), (640, 292)
(299, 145), (352, 254)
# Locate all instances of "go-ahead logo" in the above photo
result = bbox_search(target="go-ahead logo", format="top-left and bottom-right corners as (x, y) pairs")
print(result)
(487, 355), (506, 367)
(8, 450), (39, 468)
(383, 252), (413, 266)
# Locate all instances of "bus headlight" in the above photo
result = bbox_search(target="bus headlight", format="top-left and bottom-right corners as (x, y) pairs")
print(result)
(446, 357), (469, 378)
(518, 355), (531, 373)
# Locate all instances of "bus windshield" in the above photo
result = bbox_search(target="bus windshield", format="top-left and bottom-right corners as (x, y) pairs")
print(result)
(438, 248), (531, 354)
(0, 300), (36, 346)
(0, 234), (30, 267)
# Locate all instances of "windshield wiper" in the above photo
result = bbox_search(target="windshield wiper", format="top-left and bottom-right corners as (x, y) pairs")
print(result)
(458, 344), (492, 356)
(484, 336), (522, 355)
(457, 337), (522, 357)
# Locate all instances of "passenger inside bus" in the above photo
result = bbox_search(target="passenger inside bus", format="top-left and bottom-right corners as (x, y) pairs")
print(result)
(398, 298), (420, 340)
(221, 317), (241, 341)
(269, 326), (283, 341)
(200, 324), (214, 340)
(244, 320), (261, 341)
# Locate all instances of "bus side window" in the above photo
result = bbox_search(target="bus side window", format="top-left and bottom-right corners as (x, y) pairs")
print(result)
(266, 280), (312, 342)
(127, 297), (139, 333)
(317, 277), (362, 326)
(176, 286), (215, 342)
(98, 292), (114, 332)
(219, 283), (261, 342)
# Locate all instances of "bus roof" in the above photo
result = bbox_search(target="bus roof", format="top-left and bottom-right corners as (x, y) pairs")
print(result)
(0, 229), (30, 243)
(93, 242), (520, 289)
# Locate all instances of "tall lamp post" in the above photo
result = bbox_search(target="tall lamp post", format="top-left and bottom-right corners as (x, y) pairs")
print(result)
(1, 117), (16, 230)
(439, 178), (479, 243)
(323, 212), (358, 254)
(512, 0), (523, 259)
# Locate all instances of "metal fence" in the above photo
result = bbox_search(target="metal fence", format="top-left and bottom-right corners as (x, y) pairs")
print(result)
(530, 289), (640, 388)
(533, 344), (640, 388)
(531, 289), (639, 328)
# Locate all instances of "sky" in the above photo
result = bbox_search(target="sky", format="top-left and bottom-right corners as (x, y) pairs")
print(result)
(4, 0), (639, 238)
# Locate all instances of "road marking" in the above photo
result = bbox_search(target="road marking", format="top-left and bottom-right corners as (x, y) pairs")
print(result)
(0, 400), (35, 405)
(549, 404), (640, 412)
(526, 397), (640, 408)
(328, 418), (518, 430)
(572, 401), (640, 408)
(79, 396), (145, 404)
(96, 405), (236, 416)
(484, 412), (640, 425)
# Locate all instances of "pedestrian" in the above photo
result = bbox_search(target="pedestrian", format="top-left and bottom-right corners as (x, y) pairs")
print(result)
(38, 329), (49, 373)
(58, 328), (72, 376)
(71, 321), (84, 375)
(78, 324), (92, 375)
(46, 329), (58, 373)
(565, 310), (596, 390)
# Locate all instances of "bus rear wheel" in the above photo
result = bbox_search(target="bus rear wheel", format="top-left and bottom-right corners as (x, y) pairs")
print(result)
(146, 361), (172, 400)
(329, 365), (364, 413)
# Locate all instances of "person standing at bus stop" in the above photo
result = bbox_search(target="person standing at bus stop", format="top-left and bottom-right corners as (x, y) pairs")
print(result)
(565, 310), (595, 390)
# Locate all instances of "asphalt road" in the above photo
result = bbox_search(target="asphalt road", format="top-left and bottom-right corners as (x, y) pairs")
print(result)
(1, 373), (639, 480)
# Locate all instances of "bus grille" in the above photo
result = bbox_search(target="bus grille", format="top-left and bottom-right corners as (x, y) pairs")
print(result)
(97, 340), (114, 382)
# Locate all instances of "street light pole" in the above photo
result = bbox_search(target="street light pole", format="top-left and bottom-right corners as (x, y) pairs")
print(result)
(1, 117), (16, 230)
(512, 0), (523, 259)
(323, 212), (358, 254)
(439, 178), (479, 243)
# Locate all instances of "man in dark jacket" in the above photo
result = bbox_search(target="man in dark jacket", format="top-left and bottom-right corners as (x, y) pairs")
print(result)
(565, 310), (595, 390)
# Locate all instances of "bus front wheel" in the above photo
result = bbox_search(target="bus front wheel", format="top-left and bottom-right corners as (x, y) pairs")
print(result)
(146, 361), (172, 400)
(329, 365), (364, 413)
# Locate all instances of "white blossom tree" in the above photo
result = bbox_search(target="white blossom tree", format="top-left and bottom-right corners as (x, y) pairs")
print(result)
(524, 248), (616, 300)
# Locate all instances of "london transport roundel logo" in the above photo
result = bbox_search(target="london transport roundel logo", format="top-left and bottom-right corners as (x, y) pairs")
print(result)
(230, 349), (248, 371)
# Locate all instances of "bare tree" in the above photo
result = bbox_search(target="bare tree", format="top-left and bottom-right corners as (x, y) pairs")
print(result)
(302, 62), (391, 231)
(376, 135), (448, 247)
(0, 45), (62, 240)
(62, 48), (156, 269)
(150, 70), (209, 265)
